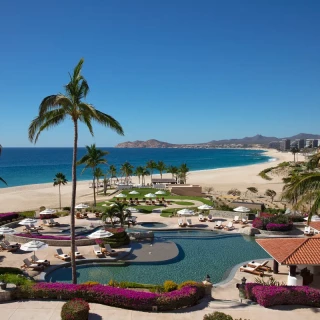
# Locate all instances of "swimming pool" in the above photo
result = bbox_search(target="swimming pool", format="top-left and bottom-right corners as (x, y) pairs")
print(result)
(139, 222), (167, 228)
(46, 230), (270, 284)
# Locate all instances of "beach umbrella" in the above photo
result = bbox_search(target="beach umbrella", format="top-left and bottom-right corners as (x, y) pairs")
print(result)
(129, 190), (139, 195)
(19, 218), (38, 225)
(127, 207), (139, 213)
(144, 193), (156, 198)
(304, 215), (320, 222)
(88, 229), (114, 239)
(20, 240), (48, 260)
(116, 193), (126, 198)
(198, 204), (213, 210)
(0, 227), (16, 235)
(39, 209), (57, 215)
(177, 209), (195, 216)
(75, 203), (89, 209)
(233, 206), (250, 213)
(155, 190), (166, 195)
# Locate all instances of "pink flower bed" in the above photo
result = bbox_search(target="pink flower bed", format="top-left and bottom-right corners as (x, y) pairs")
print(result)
(266, 223), (293, 231)
(245, 283), (320, 308)
(17, 282), (204, 311)
(0, 212), (19, 222)
(15, 233), (87, 240)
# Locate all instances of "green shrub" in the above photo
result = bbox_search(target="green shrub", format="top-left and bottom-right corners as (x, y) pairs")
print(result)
(61, 298), (90, 320)
(0, 267), (23, 275)
(54, 211), (69, 217)
(19, 211), (36, 218)
(203, 311), (233, 320)
(178, 281), (200, 290)
(163, 280), (178, 292)
(0, 274), (33, 286)
(149, 285), (165, 293)
(82, 281), (99, 286)
(108, 279), (119, 287)
(63, 207), (71, 211)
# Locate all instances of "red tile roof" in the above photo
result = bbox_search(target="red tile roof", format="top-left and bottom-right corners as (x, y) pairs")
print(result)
(256, 237), (320, 265)
(310, 221), (320, 231)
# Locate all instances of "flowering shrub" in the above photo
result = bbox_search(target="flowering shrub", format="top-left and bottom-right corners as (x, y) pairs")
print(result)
(0, 212), (19, 222)
(266, 223), (293, 231)
(15, 233), (87, 240)
(16, 282), (204, 311)
(203, 312), (233, 320)
(105, 228), (125, 234)
(163, 280), (178, 292)
(245, 283), (320, 308)
(259, 213), (274, 218)
(252, 218), (263, 229)
(61, 298), (90, 320)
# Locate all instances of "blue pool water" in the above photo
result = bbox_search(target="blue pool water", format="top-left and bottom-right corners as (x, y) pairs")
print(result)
(140, 222), (167, 228)
(46, 230), (270, 284)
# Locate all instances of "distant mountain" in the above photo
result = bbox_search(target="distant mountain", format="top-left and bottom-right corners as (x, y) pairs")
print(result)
(115, 133), (320, 148)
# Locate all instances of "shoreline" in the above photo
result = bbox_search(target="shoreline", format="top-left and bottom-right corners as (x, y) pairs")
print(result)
(0, 149), (294, 212)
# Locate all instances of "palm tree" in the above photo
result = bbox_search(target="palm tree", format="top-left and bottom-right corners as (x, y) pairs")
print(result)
(141, 167), (150, 185)
(110, 202), (131, 227)
(0, 145), (7, 186)
(28, 58), (124, 284)
(265, 189), (277, 202)
(103, 174), (109, 195)
(135, 166), (144, 184)
(157, 161), (166, 179)
(108, 165), (117, 185)
(93, 167), (104, 196)
(166, 165), (179, 182)
(101, 206), (117, 226)
(146, 160), (157, 183)
(291, 146), (299, 163)
(53, 173), (68, 209)
(178, 163), (189, 184)
(77, 144), (108, 206)
(245, 187), (258, 198)
(120, 162), (134, 184)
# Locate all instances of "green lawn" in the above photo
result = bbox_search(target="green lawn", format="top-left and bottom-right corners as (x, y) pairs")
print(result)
(174, 201), (194, 206)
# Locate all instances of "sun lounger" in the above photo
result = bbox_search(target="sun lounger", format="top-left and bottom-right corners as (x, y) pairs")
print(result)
(304, 226), (314, 236)
(104, 244), (118, 256)
(93, 245), (104, 257)
(72, 246), (83, 259)
(49, 219), (60, 226)
(224, 222), (235, 231)
(248, 260), (271, 272)
(0, 241), (20, 252)
(240, 265), (264, 277)
(186, 219), (193, 227)
(4, 240), (20, 249)
(233, 216), (240, 223)
(30, 255), (50, 266)
(241, 218), (249, 224)
(54, 248), (71, 260)
(29, 223), (43, 231)
(21, 258), (45, 271)
(178, 219), (186, 227)
(207, 214), (214, 222)
(23, 225), (41, 234)
(198, 214), (206, 222)
(214, 221), (223, 229)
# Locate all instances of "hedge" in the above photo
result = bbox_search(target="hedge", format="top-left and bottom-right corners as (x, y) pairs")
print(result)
(15, 233), (87, 240)
(265, 223), (293, 231)
(61, 298), (90, 320)
(245, 283), (320, 308)
(16, 282), (204, 311)
(0, 212), (19, 222)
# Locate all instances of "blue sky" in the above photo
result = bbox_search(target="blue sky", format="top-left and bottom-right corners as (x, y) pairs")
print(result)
(1, 0), (320, 147)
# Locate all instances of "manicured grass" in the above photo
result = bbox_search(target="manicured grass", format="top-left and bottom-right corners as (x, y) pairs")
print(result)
(160, 210), (176, 217)
(112, 188), (170, 200)
(174, 201), (194, 205)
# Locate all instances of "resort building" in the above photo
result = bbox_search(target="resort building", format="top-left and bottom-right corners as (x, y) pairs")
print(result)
(280, 139), (290, 151)
(268, 141), (280, 149)
(305, 139), (319, 148)
(292, 139), (305, 149)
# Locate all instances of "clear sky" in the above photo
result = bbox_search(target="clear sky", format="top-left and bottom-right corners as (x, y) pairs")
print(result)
(1, 0), (320, 147)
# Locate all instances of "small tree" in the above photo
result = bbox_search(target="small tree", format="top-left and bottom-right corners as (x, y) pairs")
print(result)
(227, 188), (241, 197)
(245, 187), (258, 197)
(265, 189), (277, 202)
(53, 172), (68, 209)
(290, 146), (299, 163)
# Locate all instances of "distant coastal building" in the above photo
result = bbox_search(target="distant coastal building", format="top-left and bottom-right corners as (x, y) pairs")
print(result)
(305, 139), (318, 148)
(280, 139), (290, 151)
(292, 139), (305, 149)
(268, 141), (280, 149)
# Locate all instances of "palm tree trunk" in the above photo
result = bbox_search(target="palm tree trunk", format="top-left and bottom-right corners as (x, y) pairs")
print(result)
(93, 174), (96, 207)
(59, 184), (61, 209)
(70, 120), (78, 284)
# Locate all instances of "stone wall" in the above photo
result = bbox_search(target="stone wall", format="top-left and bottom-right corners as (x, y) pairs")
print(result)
(210, 210), (250, 219)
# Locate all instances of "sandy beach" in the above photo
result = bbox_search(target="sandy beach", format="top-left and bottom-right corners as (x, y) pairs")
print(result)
(0, 149), (295, 212)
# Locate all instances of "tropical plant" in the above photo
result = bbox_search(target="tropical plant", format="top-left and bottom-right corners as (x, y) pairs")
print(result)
(134, 166), (144, 184)
(93, 167), (104, 195)
(166, 165), (179, 182)
(61, 298), (90, 320)
(77, 144), (108, 206)
(306, 151), (320, 170)
(0, 145), (7, 186)
(290, 146), (299, 163)
(265, 189), (277, 202)
(28, 58), (124, 284)
(141, 167), (150, 185)
(178, 163), (189, 184)
(203, 312), (233, 320)
(101, 206), (118, 226)
(120, 162), (134, 184)
(227, 188), (241, 197)
(53, 172), (68, 209)
(245, 187), (258, 197)
(146, 160), (157, 182)
(157, 161), (166, 179)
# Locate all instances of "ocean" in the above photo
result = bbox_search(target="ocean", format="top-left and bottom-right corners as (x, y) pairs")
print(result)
(0, 148), (272, 188)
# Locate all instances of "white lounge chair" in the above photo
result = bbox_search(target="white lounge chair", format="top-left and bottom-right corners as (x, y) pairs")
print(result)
(214, 221), (223, 229)
(224, 222), (235, 231)
(186, 219), (193, 227)
(54, 248), (70, 260)
(304, 226), (314, 236)
(233, 216), (240, 223)
(49, 219), (60, 226)
(198, 214), (206, 222)
(178, 219), (185, 227)
(104, 244), (118, 256)
(240, 265), (264, 277)
(248, 260), (271, 271)
(72, 246), (83, 259)
(241, 218), (248, 224)
(30, 255), (50, 266)
(21, 258), (45, 271)
(207, 214), (214, 222)
(93, 245), (104, 257)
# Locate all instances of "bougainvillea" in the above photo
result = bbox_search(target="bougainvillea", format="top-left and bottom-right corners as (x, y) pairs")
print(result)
(15, 233), (87, 240)
(266, 223), (293, 231)
(0, 212), (19, 222)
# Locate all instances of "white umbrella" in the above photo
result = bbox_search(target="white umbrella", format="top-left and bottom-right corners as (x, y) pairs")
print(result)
(116, 193), (126, 198)
(75, 203), (89, 209)
(304, 215), (320, 221)
(19, 218), (38, 225)
(40, 209), (57, 215)
(0, 227), (15, 235)
(155, 190), (166, 195)
(233, 206), (250, 212)
(198, 204), (213, 210)
(144, 193), (156, 198)
(101, 204), (107, 207)
(20, 240), (48, 260)
(129, 190), (139, 195)
(127, 207), (139, 213)
(177, 209), (195, 216)
(88, 229), (114, 239)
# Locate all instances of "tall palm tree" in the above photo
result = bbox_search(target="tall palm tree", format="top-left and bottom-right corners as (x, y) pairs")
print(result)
(53, 172), (68, 209)
(166, 165), (178, 182)
(157, 161), (166, 179)
(265, 189), (277, 202)
(108, 165), (117, 185)
(28, 58), (124, 284)
(179, 163), (189, 184)
(291, 146), (299, 163)
(93, 167), (104, 196)
(101, 206), (117, 226)
(120, 162), (134, 184)
(0, 145), (7, 186)
(134, 166), (144, 184)
(141, 167), (150, 186)
(77, 144), (108, 206)
(146, 160), (157, 183)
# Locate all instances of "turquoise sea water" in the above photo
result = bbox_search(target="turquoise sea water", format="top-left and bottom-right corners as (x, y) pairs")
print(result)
(45, 230), (270, 285)
(0, 148), (272, 188)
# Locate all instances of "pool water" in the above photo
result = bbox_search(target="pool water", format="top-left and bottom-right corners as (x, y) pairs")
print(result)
(140, 222), (167, 228)
(46, 230), (270, 285)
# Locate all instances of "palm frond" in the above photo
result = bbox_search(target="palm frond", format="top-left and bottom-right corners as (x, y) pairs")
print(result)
(93, 110), (124, 135)
(39, 95), (72, 117)
(0, 177), (7, 185)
